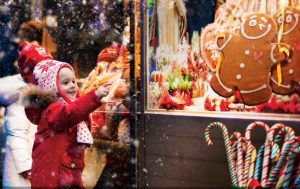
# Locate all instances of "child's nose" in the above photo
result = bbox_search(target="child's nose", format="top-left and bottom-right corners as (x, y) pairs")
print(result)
(70, 82), (76, 88)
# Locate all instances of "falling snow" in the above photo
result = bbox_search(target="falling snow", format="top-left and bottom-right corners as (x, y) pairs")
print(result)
(0, 0), (133, 187)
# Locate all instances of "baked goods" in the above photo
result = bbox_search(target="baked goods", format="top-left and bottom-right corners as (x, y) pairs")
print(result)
(210, 12), (287, 105)
(271, 6), (300, 95)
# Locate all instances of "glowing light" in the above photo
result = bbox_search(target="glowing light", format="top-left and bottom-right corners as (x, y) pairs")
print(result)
(279, 0), (289, 8)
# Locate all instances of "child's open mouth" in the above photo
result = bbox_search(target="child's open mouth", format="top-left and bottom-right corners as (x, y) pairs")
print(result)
(67, 91), (76, 96)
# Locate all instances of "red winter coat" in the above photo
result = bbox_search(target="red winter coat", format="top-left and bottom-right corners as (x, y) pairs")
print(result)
(26, 90), (101, 188)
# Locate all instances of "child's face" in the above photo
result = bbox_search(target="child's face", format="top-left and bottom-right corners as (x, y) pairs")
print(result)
(58, 67), (78, 101)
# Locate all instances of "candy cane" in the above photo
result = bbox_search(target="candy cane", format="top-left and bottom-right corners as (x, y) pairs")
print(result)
(230, 132), (240, 154)
(230, 132), (244, 187)
(254, 144), (265, 181)
(282, 137), (300, 189)
(271, 143), (281, 164)
(230, 140), (238, 161)
(293, 160), (300, 188)
(275, 142), (297, 189)
(205, 122), (238, 185)
(248, 145), (257, 182)
(229, 136), (238, 184)
(230, 133), (238, 165)
(282, 142), (300, 189)
(261, 123), (285, 187)
(243, 146), (252, 186)
(244, 121), (269, 186)
(266, 126), (295, 188)
(274, 128), (287, 143)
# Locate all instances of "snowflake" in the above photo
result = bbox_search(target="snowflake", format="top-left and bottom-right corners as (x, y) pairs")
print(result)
(38, 64), (50, 74)
(142, 168), (148, 173)
(132, 139), (139, 147)
(111, 173), (117, 178)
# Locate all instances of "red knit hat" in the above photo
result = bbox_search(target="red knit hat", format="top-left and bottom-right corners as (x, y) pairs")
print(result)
(18, 41), (53, 83)
(97, 44), (121, 62)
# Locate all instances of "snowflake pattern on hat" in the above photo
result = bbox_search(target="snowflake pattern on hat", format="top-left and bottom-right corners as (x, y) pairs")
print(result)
(33, 60), (73, 95)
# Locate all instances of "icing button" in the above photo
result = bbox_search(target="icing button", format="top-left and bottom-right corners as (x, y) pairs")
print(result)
(71, 163), (76, 168)
(288, 59), (292, 63)
(245, 50), (250, 55)
(240, 63), (245, 68)
(289, 69), (294, 74)
(236, 74), (242, 80)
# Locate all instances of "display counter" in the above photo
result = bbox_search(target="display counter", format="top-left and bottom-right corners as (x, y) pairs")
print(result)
(138, 0), (300, 188)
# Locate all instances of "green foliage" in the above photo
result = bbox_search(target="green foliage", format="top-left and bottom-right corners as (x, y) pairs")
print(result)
(167, 75), (192, 91)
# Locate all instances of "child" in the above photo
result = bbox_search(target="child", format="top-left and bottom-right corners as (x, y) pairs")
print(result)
(18, 42), (125, 188)
(0, 74), (37, 188)
(1, 23), (52, 187)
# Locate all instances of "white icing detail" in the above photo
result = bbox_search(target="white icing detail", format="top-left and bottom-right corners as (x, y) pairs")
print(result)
(271, 76), (291, 88)
(250, 15), (257, 19)
(270, 44), (277, 63)
(216, 72), (233, 92)
(218, 34), (233, 50)
(240, 63), (245, 68)
(288, 59), (292, 63)
(211, 50), (220, 59)
(289, 69), (294, 74)
(240, 84), (267, 94)
(283, 14), (298, 35)
(245, 50), (250, 55)
(249, 19), (257, 27)
(261, 17), (268, 22)
(259, 24), (266, 30)
(241, 21), (272, 40)
(236, 74), (242, 80)
(286, 10), (293, 14)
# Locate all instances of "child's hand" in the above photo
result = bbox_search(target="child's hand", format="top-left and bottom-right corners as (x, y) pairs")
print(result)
(101, 79), (128, 103)
(95, 82), (112, 99)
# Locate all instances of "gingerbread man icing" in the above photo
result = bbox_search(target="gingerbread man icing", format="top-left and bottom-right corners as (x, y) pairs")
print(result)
(271, 6), (300, 95)
(210, 12), (288, 106)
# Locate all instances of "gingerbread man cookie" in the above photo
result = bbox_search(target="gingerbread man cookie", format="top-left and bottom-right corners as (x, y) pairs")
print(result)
(201, 4), (243, 72)
(210, 12), (287, 106)
(271, 6), (300, 95)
